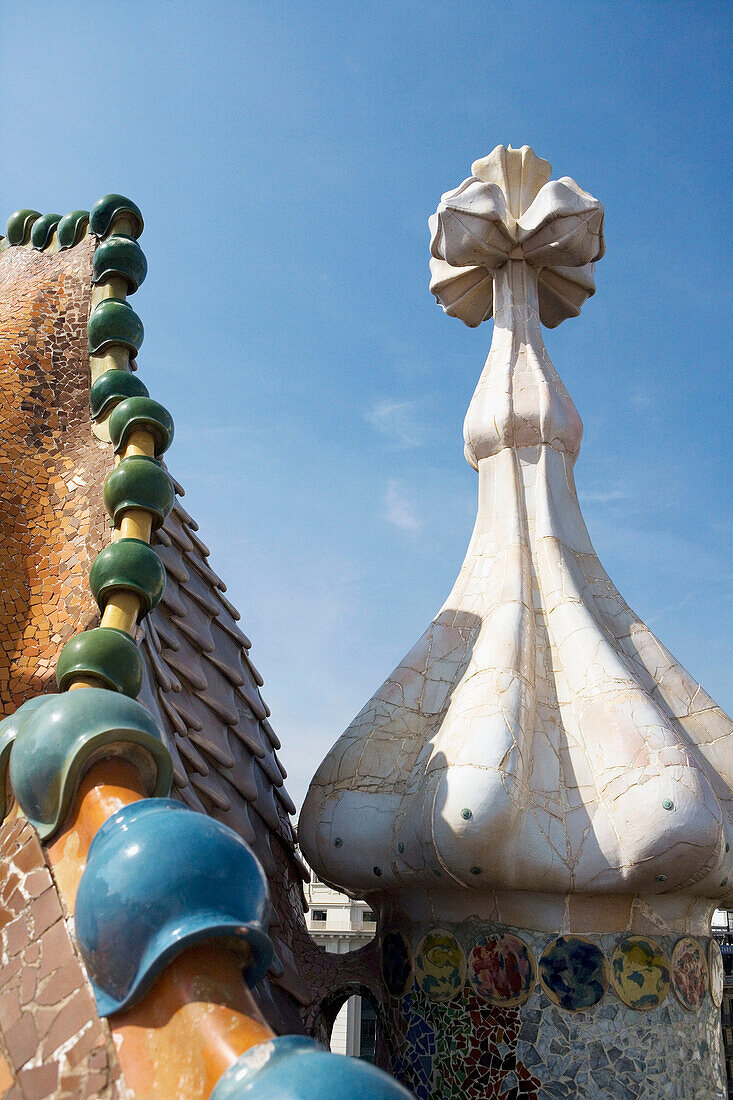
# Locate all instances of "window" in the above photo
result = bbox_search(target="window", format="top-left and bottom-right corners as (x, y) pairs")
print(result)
(362, 910), (376, 924)
(311, 909), (327, 923)
(359, 1000), (377, 1062)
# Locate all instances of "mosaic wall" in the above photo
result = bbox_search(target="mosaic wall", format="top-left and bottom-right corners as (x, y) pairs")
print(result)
(0, 815), (123, 1099)
(0, 233), (317, 1043)
(0, 241), (112, 712)
(380, 921), (727, 1100)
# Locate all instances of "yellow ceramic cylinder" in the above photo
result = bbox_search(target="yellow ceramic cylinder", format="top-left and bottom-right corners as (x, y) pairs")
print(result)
(123, 430), (156, 458)
(68, 676), (106, 691)
(119, 508), (154, 543)
(100, 591), (141, 634)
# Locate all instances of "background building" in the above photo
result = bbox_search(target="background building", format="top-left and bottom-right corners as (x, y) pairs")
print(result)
(302, 857), (376, 1058)
(713, 910), (733, 1097)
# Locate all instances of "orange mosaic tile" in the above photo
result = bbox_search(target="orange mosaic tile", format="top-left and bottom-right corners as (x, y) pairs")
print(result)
(0, 241), (113, 714)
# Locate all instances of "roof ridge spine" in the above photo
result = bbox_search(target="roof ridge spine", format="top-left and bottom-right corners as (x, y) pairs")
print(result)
(1, 207), (90, 252)
(0, 192), (298, 1096)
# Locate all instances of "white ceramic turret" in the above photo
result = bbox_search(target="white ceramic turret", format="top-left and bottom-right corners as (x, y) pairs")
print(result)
(301, 146), (733, 932)
(301, 146), (732, 1099)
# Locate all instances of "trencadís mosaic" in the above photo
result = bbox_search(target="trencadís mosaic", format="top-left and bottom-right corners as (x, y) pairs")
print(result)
(380, 922), (726, 1100)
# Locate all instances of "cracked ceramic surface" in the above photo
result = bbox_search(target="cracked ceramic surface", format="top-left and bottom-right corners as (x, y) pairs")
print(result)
(428, 144), (603, 330)
(300, 145), (733, 936)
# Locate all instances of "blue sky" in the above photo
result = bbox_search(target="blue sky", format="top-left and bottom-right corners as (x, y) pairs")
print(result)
(3, 2), (730, 808)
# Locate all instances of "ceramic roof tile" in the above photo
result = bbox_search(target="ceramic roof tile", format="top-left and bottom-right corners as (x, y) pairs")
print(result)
(165, 508), (194, 553)
(250, 763), (285, 836)
(158, 573), (187, 618)
(261, 718), (282, 751)
(140, 634), (178, 693)
(206, 640), (247, 687)
(189, 770), (230, 811)
(179, 565), (224, 618)
(158, 692), (188, 736)
(154, 525), (172, 546)
(152, 541), (189, 583)
(211, 601), (253, 650)
(258, 747), (286, 790)
(246, 809), (277, 877)
(158, 634), (208, 693)
(215, 799), (257, 849)
(184, 549), (224, 591)
(161, 574), (219, 652)
(138, 491), (304, 882)
(143, 618), (163, 654)
(173, 613), (215, 656)
(221, 738), (259, 803)
(185, 528), (212, 561)
(175, 778), (207, 814)
(229, 704), (269, 760)
(188, 724), (235, 770)
(275, 785), (297, 817)
(234, 679), (269, 721)
(243, 654), (265, 689)
(150, 617), (181, 653)
(195, 690), (238, 730)
(215, 589), (244, 621)
(175, 732), (211, 777)
(161, 693), (204, 732)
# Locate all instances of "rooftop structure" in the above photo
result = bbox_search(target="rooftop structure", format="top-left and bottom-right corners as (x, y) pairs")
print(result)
(301, 145), (733, 1099)
(712, 910), (733, 1097)
(302, 858), (376, 1057)
(0, 147), (729, 1100)
(0, 199), (407, 1100)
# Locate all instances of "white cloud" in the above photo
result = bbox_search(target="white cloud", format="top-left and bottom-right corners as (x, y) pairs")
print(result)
(629, 390), (654, 410)
(578, 487), (630, 504)
(384, 479), (422, 532)
(365, 399), (424, 449)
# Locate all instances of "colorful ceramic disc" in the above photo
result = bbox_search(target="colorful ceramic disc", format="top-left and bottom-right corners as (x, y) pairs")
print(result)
(708, 939), (724, 1009)
(414, 928), (466, 1002)
(671, 937), (708, 1012)
(610, 936), (670, 1011)
(539, 935), (608, 1011)
(467, 933), (536, 1007)
(381, 931), (413, 997)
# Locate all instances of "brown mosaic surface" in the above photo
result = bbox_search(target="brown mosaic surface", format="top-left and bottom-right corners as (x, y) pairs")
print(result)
(0, 815), (123, 1099)
(0, 240), (111, 711)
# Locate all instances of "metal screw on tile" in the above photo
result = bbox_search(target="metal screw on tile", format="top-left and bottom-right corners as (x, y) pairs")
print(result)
(662, 799), (674, 810)
(333, 837), (343, 848)
(373, 866), (382, 876)
(461, 808), (472, 820)
(469, 866), (482, 875)
(656, 874), (667, 883)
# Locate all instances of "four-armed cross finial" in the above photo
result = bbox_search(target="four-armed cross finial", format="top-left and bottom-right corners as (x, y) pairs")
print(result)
(429, 144), (604, 329)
